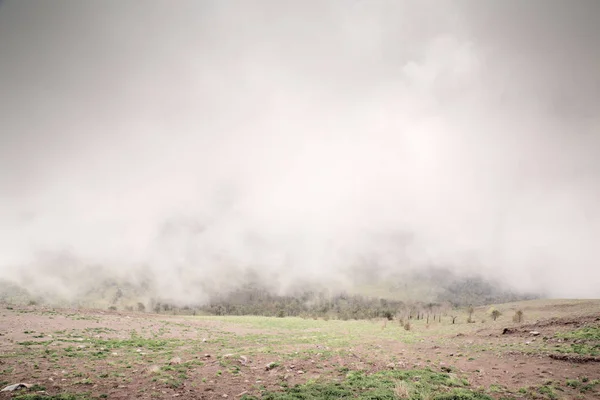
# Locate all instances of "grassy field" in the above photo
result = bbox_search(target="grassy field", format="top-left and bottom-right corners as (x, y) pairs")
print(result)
(0, 299), (599, 399)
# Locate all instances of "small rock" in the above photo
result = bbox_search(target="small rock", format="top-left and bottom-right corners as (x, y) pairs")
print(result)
(386, 362), (395, 369)
(223, 354), (234, 358)
(265, 362), (278, 371)
(530, 331), (540, 336)
(147, 365), (161, 374)
(1, 383), (31, 392)
(222, 395), (228, 398)
(297, 370), (304, 374)
(239, 356), (248, 365)
(169, 357), (182, 365)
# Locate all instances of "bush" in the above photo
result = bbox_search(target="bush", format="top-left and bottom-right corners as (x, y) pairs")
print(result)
(404, 321), (411, 331)
(490, 309), (502, 321)
(513, 309), (524, 323)
(382, 310), (394, 321)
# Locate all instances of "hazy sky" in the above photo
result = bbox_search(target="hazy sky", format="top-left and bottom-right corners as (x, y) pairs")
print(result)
(1, 0), (599, 302)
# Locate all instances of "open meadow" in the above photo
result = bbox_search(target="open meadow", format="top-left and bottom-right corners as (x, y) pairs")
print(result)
(1, 299), (599, 400)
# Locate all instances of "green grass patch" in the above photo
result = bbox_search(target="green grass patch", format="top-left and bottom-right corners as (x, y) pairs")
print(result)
(242, 368), (491, 400)
(555, 343), (600, 356)
(556, 326), (600, 341)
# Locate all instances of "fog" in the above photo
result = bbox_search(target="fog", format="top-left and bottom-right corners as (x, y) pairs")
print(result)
(1, 0), (599, 304)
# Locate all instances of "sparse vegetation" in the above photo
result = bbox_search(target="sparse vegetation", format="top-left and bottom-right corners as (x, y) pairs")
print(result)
(1, 298), (598, 399)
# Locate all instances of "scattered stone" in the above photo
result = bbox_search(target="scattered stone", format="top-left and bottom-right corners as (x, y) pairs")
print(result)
(549, 353), (600, 363)
(530, 331), (540, 336)
(239, 356), (248, 365)
(265, 362), (278, 371)
(204, 354), (211, 358)
(386, 362), (395, 369)
(169, 357), (182, 365)
(297, 370), (304, 374)
(1, 383), (31, 392)
(222, 394), (228, 398)
(223, 354), (234, 358)
(146, 365), (161, 374)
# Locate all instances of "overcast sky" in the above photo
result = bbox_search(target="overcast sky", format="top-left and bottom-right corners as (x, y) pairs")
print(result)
(1, 0), (599, 302)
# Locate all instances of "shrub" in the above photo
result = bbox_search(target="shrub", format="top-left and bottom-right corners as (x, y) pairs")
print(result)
(490, 309), (502, 321)
(466, 305), (475, 321)
(513, 309), (524, 323)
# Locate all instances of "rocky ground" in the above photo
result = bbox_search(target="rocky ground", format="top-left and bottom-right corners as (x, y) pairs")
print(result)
(0, 299), (599, 399)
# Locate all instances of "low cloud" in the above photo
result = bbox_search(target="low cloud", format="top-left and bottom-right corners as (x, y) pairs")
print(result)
(1, 0), (599, 304)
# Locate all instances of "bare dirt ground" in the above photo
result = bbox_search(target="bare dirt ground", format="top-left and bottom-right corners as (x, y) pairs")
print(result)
(0, 300), (599, 399)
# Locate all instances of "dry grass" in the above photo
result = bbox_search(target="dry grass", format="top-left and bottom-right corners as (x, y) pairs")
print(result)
(394, 380), (412, 398)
